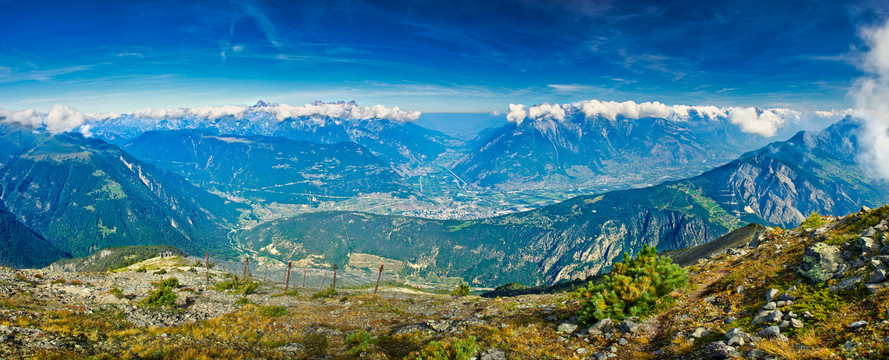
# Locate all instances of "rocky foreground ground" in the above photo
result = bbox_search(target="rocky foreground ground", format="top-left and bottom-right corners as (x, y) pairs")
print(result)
(1, 207), (889, 359)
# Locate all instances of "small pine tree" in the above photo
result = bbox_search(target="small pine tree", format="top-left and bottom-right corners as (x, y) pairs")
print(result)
(451, 283), (470, 297)
(571, 245), (687, 324)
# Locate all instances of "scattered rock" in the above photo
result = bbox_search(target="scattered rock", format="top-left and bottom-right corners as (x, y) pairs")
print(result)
(762, 302), (777, 310)
(800, 243), (843, 283)
(752, 309), (783, 325)
(790, 319), (804, 329)
(765, 288), (781, 302)
(725, 328), (747, 347)
(690, 327), (710, 338)
(478, 348), (506, 360)
(705, 341), (740, 359)
(619, 319), (640, 334)
(848, 320), (868, 330)
(830, 276), (862, 292)
(858, 237), (880, 254)
(557, 322), (578, 334)
(758, 325), (781, 338)
(576, 347), (589, 355)
(871, 268), (888, 283)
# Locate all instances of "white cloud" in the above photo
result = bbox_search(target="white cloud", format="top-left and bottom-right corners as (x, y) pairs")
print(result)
(527, 103), (566, 121)
(128, 102), (420, 123)
(502, 99), (842, 137)
(726, 107), (783, 137)
(44, 105), (86, 134)
(255, 102), (420, 122)
(851, 19), (889, 181)
(0, 108), (43, 128)
(506, 103), (527, 125)
(547, 84), (595, 92)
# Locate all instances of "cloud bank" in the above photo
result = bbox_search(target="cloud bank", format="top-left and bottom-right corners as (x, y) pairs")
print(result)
(505, 99), (845, 137)
(850, 19), (889, 181)
(0, 101), (421, 135)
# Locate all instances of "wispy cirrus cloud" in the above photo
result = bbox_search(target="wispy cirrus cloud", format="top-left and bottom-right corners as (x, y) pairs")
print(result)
(546, 84), (597, 93)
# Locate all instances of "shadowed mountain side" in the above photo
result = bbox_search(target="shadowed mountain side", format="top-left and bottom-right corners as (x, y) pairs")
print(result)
(0, 128), (246, 262)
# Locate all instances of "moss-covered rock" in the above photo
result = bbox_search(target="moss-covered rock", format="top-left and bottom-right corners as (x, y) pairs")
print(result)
(799, 242), (842, 283)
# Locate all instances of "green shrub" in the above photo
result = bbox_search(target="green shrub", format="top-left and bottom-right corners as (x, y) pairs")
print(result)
(271, 289), (301, 298)
(154, 269), (167, 275)
(346, 330), (374, 354)
(213, 274), (259, 295)
(110, 287), (124, 299)
(258, 305), (289, 317)
(141, 277), (179, 307)
(789, 284), (844, 323)
(570, 245), (687, 324)
(411, 336), (478, 360)
(450, 283), (471, 297)
(302, 333), (328, 358)
(800, 212), (826, 229)
(236, 297), (254, 305)
(51, 279), (66, 285)
(312, 286), (338, 299)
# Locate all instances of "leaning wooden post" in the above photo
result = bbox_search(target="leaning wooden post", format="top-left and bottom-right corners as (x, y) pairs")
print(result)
(263, 267), (268, 283)
(333, 264), (337, 290)
(373, 264), (384, 295)
(285, 261), (292, 290)
(243, 257), (249, 281)
(320, 271), (328, 289)
(205, 252), (210, 286)
(303, 269), (307, 288)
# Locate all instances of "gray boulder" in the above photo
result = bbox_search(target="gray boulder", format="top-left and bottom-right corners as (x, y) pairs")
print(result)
(620, 319), (641, 334)
(871, 269), (887, 284)
(800, 243), (843, 283)
(479, 348), (506, 360)
(705, 341), (739, 359)
(752, 309), (783, 325)
(758, 325), (781, 338)
(557, 322), (578, 334)
(858, 237), (879, 254)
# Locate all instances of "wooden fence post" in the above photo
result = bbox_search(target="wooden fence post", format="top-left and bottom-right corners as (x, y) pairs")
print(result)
(333, 264), (337, 290)
(205, 252), (210, 286)
(243, 257), (249, 281)
(303, 268), (307, 288)
(374, 264), (384, 295)
(285, 261), (292, 290)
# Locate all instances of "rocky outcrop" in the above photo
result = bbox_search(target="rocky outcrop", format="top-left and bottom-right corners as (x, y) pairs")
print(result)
(799, 242), (843, 283)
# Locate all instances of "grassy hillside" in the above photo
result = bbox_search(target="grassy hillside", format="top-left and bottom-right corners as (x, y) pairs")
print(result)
(49, 245), (187, 272)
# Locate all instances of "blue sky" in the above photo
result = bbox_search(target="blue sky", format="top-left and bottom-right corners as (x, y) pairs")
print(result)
(1, 0), (887, 114)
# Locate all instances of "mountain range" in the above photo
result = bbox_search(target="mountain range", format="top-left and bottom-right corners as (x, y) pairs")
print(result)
(235, 118), (889, 286)
(122, 129), (408, 204)
(89, 102), (457, 174)
(0, 111), (885, 290)
(451, 113), (772, 190)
